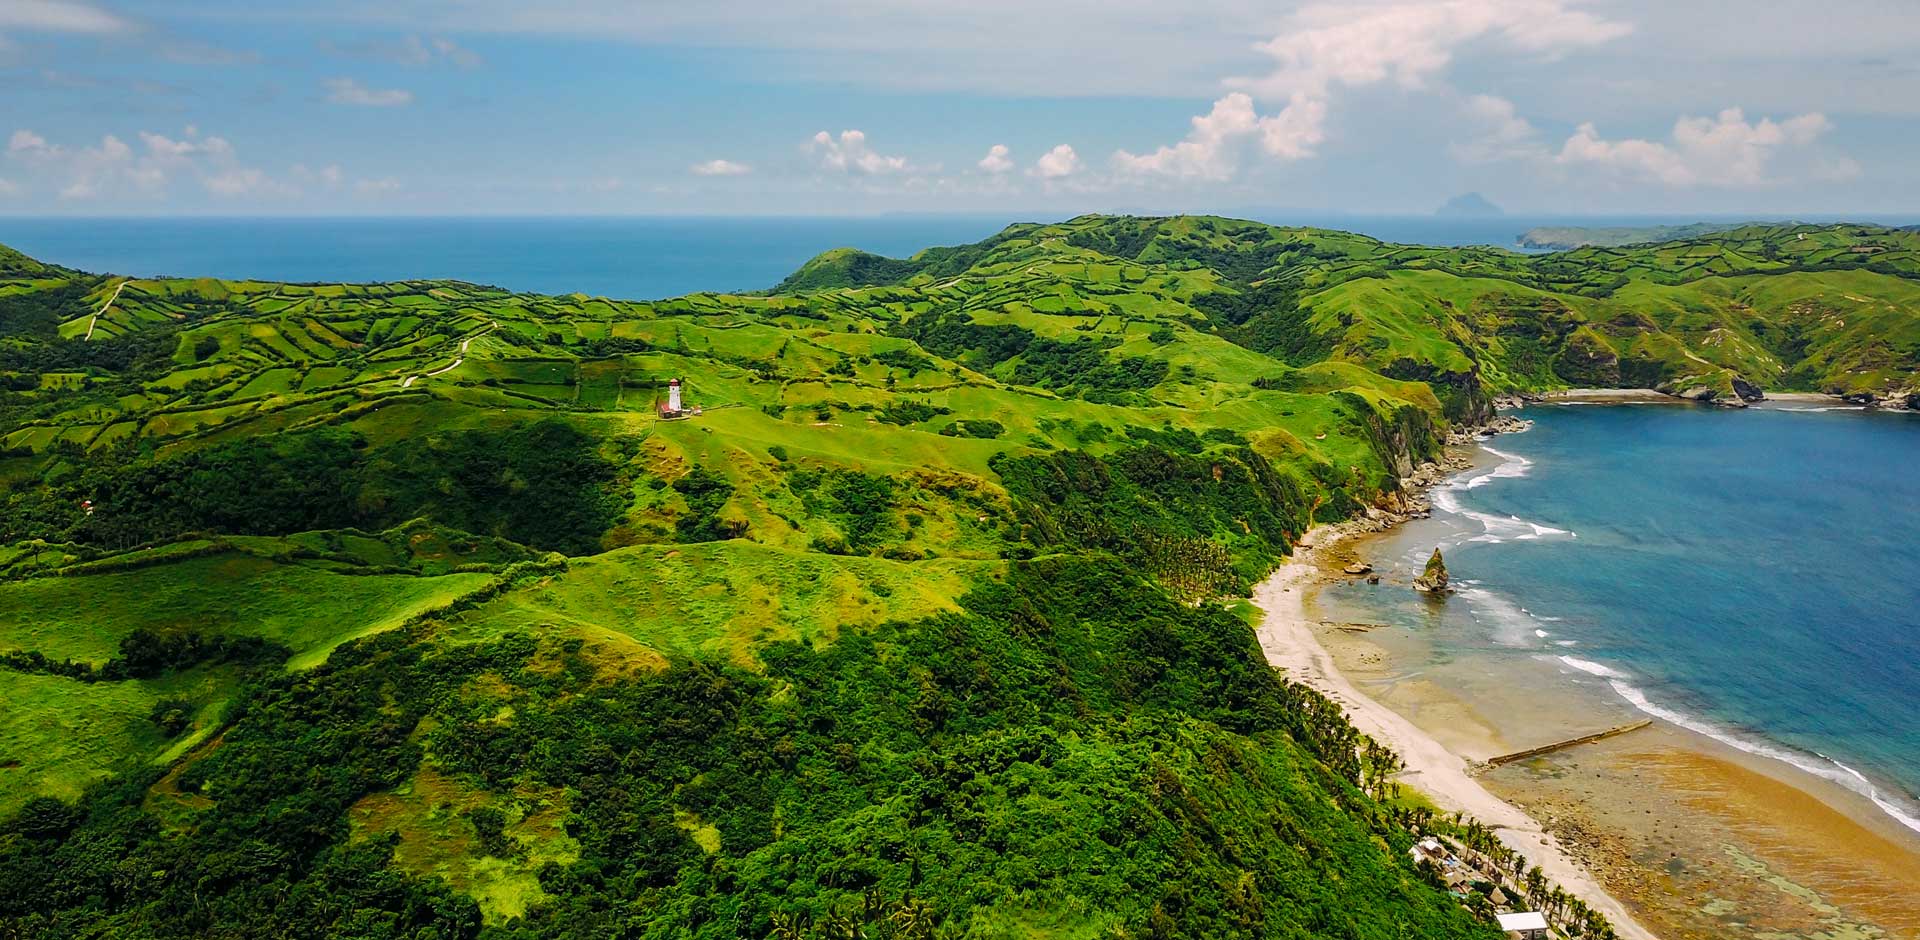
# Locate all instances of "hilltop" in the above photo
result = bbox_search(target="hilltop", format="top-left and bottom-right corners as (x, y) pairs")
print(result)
(769, 215), (1920, 408)
(0, 215), (1916, 938)
(1517, 221), (1751, 250)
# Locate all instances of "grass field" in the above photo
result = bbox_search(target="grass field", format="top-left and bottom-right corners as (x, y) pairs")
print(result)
(0, 550), (493, 666)
(448, 541), (987, 668)
(2, 216), (1917, 936)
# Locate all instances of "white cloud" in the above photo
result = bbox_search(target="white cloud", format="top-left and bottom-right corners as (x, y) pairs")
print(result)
(1112, 91), (1330, 179)
(1451, 93), (1543, 163)
(808, 129), (908, 175)
(255, 1), (1290, 98)
(7, 131), (156, 200)
(1556, 108), (1836, 186)
(204, 167), (296, 197)
(6, 125), (392, 202)
(293, 163), (348, 187)
(1029, 144), (1080, 179)
(977, 144), (1013, 174)
(323, 34), (482, 68)
(1257, 92), (1329, 160)
(1115, 93), (1257, 180)
(690, 158), (751, 176)
(8, 129), (49, 154)
(324, 77), (415, 107)
(1120, 0), (1630, 182)
(138, 129), (235, 163)
(0, 0), (129, 33)
(1235, 0), (1632, 101)
(355, 177), (403, 195)
(415, 35), (482, 67)
(0, 177), (17, 196)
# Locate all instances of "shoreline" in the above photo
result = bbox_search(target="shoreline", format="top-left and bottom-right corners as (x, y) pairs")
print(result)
(1264, 408), (1920, 940)
(1250, 428), (1660, 940)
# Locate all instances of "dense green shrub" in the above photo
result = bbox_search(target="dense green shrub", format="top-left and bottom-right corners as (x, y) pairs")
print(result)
(0, 420), (626, 555)
(0, 559), (1494, 939)
(937, 418), (1003, 439)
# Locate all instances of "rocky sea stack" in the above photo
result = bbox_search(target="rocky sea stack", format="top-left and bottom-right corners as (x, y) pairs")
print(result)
(1414, 547), (1451, 594)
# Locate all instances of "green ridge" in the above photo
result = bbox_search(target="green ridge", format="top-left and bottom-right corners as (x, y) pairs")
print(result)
(2, 216), (1916, 938)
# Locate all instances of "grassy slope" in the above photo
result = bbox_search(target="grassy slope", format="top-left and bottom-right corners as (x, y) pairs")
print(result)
(1518, 221), (1749, 249)
(0, 217), (1915, 936)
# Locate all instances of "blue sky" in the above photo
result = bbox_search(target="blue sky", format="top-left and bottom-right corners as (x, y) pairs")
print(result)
(1, 0), (1916, 216)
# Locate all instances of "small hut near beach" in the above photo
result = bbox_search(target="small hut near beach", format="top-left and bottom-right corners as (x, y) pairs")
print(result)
(1495, 911), (1548, 940)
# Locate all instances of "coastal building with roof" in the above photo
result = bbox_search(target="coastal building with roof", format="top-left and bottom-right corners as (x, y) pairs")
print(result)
(1496, 910), (1549, 940)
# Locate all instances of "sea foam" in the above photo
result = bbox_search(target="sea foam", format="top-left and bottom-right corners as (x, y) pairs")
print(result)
(1556, 656), (1920, 837)
(1431, 446), (1573, 545)
(1442, 430), (1920, 838)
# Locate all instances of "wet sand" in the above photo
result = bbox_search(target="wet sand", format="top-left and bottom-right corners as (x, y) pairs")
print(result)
(1254, 531), (1658, 940)
(1304, 497), (1920, 939)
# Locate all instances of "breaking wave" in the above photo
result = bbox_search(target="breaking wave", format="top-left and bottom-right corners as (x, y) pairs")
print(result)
(1440, 431), (1920, 838)
(1431, 445), (1573, 545)
(1557, 655), (1920, 837)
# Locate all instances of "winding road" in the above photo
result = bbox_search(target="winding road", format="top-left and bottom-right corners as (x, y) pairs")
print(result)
(399, 322), (495, 388)
(83, 279), (129, 341)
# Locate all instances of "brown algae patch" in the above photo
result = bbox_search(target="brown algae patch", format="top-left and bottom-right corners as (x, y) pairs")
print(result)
(1482, 737), (1920, 940)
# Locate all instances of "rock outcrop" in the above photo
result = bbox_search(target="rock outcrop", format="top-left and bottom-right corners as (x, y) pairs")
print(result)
(1843, 388), (1920, 410)
(1413, 548), (1451, 594)
(1731, 376), (1766, 402)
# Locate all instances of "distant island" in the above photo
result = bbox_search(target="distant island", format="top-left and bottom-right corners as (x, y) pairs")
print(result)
(1435, 192), (1505, 217)
(1518, 221), (1753, 250)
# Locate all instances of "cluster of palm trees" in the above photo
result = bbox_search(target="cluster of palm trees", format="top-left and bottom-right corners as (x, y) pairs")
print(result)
(1358, 738), (1405, 801)
(1270, 677), (1620, 939)
(1445, 814), (1620, 940)
(1129, 529), (1239, 601)
(768, 892), (938, 940)
(1311, 688), (1620, 940)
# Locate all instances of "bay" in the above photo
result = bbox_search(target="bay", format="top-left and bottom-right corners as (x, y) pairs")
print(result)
(1326, 403), (1920, 833)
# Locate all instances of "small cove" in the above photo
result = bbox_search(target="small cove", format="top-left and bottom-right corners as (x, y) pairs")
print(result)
(1316, 402), (1920, 838)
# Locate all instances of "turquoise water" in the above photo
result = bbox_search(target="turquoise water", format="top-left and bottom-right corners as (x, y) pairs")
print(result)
(1342, 404), (1920, 833)
(0, 216), (1025, 300)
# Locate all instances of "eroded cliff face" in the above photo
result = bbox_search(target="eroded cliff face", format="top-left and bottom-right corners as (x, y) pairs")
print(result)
(1379, 359), (1495, 425)
(1334, 391), (1445, 483)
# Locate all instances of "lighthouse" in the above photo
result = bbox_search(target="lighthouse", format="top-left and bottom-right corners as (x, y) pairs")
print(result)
(668, 378), (682, 413)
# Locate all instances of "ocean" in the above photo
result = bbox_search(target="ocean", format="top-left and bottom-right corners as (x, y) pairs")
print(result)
(12, 213), (1903, 301)
(1325, 403), (1920, 835)
(0, 216), (1026, 301)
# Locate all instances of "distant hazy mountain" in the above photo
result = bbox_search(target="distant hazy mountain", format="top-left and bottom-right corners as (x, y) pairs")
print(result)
(1434, 192), (1504, 217)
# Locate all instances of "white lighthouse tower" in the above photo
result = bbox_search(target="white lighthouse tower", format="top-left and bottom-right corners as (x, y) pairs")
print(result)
(667, 378), (683, 413)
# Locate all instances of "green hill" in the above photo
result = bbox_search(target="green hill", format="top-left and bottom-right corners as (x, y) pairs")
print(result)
(1517, 221), (1751, 250)
(3, 215), (1917, 938)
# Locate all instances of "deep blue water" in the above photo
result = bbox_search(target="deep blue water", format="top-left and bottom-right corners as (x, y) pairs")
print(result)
(1359, 405), (1920, 832)
(14, 214), (1913, 301)
(0, 217), (1026, 301)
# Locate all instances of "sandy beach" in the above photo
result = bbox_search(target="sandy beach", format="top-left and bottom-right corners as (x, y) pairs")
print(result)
(1252, 532), (1660, 940)
(1261, 417), (1920, 940)
(1536, 388), (1690, 404)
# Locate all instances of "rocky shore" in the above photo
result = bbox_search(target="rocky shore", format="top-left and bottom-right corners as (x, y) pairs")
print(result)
(1528, 384), (1920, 411)
(1315, 410), (1528, 543)
(1255, 406), (1657, 940)
(1293, 400), (1920, 940)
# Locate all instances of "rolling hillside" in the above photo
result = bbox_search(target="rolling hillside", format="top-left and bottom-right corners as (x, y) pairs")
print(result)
(1, 216), (1916, 938)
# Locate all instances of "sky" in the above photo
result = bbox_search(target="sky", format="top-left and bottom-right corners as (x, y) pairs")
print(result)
(0, 0), (1916, 216)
